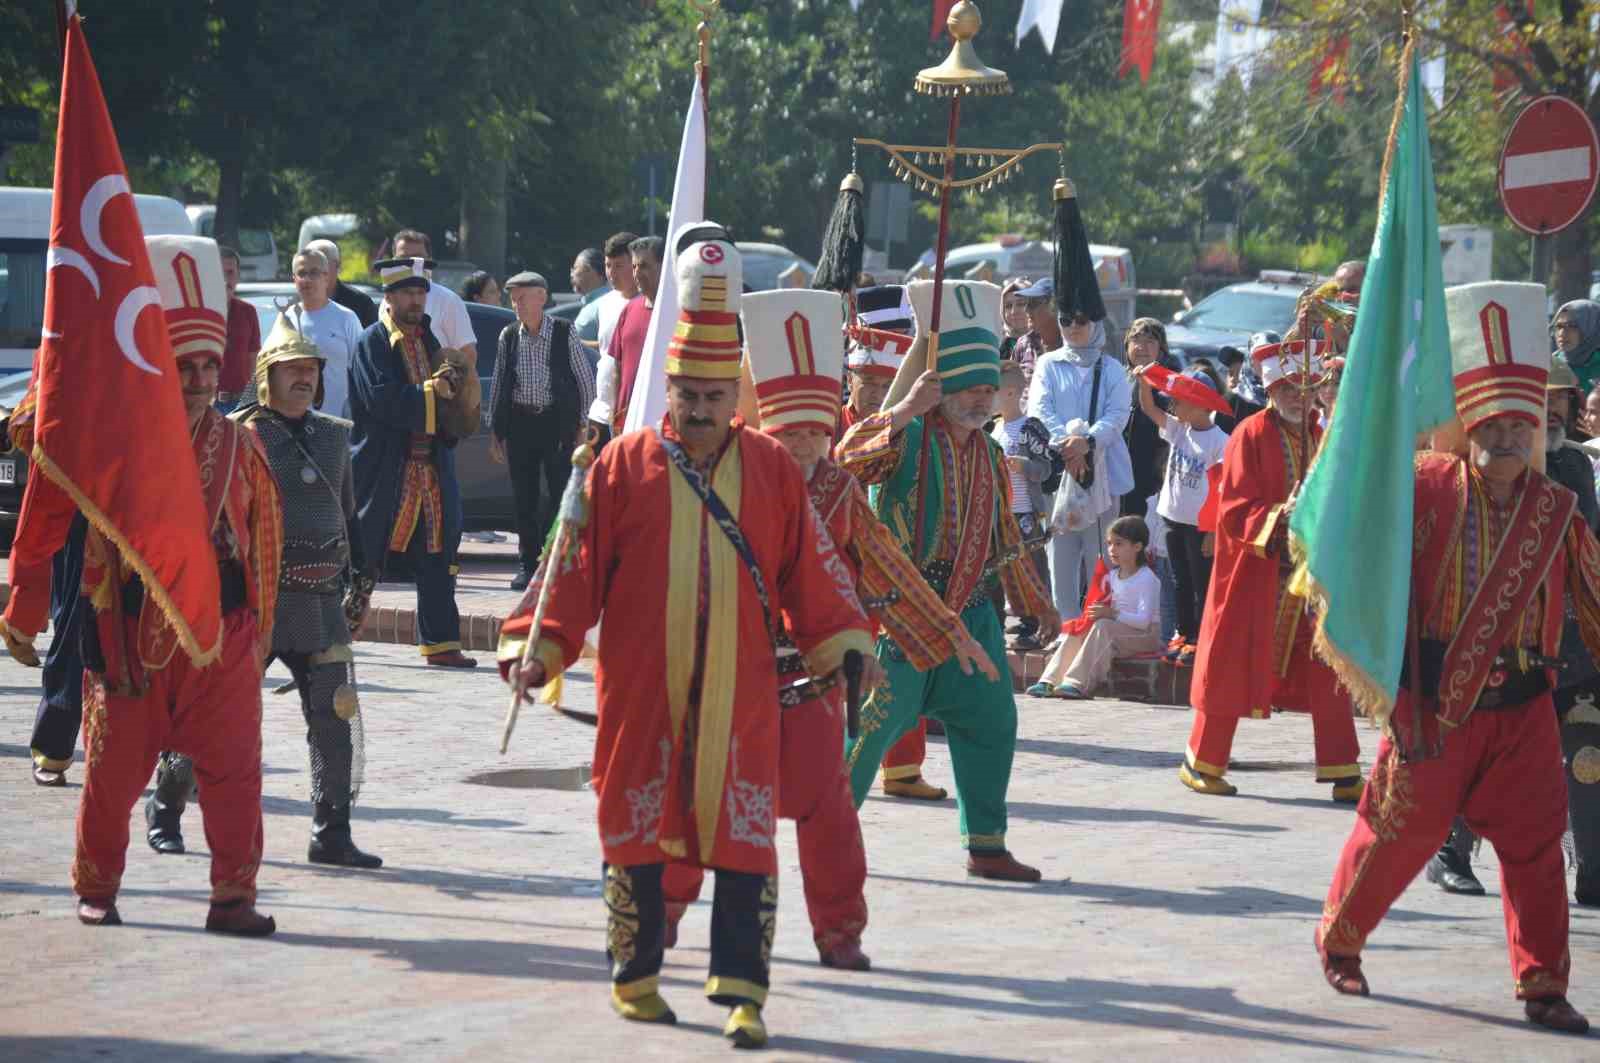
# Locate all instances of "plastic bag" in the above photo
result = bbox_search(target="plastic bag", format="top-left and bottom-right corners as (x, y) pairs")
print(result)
(1050, 472), (1097, 534)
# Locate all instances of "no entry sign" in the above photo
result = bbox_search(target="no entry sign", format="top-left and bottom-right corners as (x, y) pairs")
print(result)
(1498, 94), (1600, 236)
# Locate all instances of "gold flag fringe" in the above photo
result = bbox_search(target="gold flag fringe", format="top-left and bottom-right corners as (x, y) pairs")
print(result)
(1288, 534), (1394, 732)
(29, 444), (224, 670)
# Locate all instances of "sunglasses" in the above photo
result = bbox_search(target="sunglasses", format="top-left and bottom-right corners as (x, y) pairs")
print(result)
(1024, 297), (1052, 311)
(1066, 313), (1091, 326)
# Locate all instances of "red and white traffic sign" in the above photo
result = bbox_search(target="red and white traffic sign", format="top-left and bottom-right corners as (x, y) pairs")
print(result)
(1498, 94), (1600, 236)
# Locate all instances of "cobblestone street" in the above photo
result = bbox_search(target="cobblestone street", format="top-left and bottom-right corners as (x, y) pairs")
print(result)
(1, 639), (1595, 1060)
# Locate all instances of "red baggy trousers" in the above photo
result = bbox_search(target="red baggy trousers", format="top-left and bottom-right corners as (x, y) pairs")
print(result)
(665, 692), (868, 951)
(72, 608), (265, 906)
(1187, 622), (1361, 782)
(882, 718), (927, 781)
(1318, 692), (1571, 999)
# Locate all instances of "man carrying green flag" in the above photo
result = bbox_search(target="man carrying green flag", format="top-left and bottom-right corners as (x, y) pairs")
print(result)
(1309, 47), (1600, 1037)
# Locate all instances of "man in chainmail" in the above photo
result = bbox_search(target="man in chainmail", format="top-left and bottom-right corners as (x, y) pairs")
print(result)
(146, 315), (381, 868)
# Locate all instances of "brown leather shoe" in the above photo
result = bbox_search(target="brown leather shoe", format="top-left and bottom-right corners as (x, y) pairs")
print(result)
(76, 898), (120, 926)
(883, 776), (948, 801)
(205, 900), (276, 937)
(425, 650), (479, 669)
(1525, 996), (1590, 1034)
(966, 850), (1042, 882)
(1321, 952), (1369, 996)
(818, 940), (871, 971)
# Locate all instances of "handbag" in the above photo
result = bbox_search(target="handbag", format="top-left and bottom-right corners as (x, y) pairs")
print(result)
(1075, 356), (1103, 489)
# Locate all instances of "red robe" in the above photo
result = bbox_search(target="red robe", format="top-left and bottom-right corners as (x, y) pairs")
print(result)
(1191, 408), (1319, 718)
(1319, 454), (1600, 999)
(500, 418), (873, 875)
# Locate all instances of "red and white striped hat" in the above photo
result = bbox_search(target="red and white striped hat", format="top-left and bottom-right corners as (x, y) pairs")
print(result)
(742, 289), (846, 434)
(144, 235), (226, 363)
(846, 284), (913, 377)
(1445, 281), (1548, 431)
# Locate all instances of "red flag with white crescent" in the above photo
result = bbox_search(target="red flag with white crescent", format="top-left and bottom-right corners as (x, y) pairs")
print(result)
(10, 13), (222, 665)
(1117, 0), (1163, 83)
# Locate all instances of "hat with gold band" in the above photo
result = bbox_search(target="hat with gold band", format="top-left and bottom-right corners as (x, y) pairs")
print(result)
(373, 257), (434, 292)
(144, 235), (227, 363)
(742, 289), (846, 434)
(664, 221), (743, 380)
(1445, 281), (1548, 431)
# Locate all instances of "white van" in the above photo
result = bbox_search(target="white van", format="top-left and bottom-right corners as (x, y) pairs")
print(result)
(186, 204), (278, 281)
(919, 237), (1139, 347)
(0, 187), (194, 375)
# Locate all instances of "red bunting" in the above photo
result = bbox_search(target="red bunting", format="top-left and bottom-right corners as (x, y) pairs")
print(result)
(1118, 0), (1163, 83)
(1309, 34), (1350, 103)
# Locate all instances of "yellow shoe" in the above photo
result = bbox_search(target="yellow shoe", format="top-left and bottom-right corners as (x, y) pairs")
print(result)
(1178, 763), (1237, 796)
(610, 988), (677, 1024)
(723, 1003), (767, 1049)
(1331, 778), (1365, 804)
(883, 776), (948, 801)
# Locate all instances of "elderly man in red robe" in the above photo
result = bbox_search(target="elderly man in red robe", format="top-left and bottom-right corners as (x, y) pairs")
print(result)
(1180, 338), (1363, 801)
(498, 226), (876, 1050)
(1317, 282), (1600, 1036)
(71, 236), (281, 935)
(660, 289), (994, 973)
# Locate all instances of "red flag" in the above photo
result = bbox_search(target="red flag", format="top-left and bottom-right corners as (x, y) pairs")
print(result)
(1117, 0), (1163, 83)
(930, 0), (960, 41)
(1061, 559), (1112, 639)
(1491, 3), (1535, 94)
(11, 13), (222, 665)
(1308, 34), (1350, 103)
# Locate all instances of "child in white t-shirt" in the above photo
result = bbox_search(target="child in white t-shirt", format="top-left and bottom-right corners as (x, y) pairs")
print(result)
(1134, 365), (1228, 665)
(1026, 516), (1163, 699)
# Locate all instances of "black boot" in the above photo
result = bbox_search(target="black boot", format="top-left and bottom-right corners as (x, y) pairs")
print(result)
(309, 801), (382, 868)
(144, 753), (192, 854)
(1425, 823), (1485, 895)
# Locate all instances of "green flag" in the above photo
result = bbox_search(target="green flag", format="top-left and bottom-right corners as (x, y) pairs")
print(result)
(1289, 50), (1455, 723)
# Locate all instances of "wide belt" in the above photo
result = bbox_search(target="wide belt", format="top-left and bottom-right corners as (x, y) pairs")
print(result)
(1400, 637), (1557, 713)
(918, 558), (995, 613)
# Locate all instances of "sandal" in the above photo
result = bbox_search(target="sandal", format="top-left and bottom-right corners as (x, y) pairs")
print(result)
(1025, 681), (1055, 697)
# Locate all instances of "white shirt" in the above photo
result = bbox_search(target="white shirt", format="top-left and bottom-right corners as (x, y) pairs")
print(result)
(284, 300), (362, 419)
(425, 282), (476, 353)
(1157, 414), (1228, 527)
(1106, 566), (1161, 631)
(595, 289), (630, 356)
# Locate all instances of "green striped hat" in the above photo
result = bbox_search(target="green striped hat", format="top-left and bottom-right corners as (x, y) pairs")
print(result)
(907, 279), (1003, 394)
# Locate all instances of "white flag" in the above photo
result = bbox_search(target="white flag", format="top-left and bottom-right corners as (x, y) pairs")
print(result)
(624, 75), (707, 434)
(1015, 0), (1064, 52)
(1215, 0), (1269, 87)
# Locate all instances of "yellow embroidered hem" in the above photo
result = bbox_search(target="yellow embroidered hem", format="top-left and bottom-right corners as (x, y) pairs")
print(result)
(963, 832), (1006, 850)
(1185, 749), (1229, 777)
(32, 749), (71, 772)
(419, 640), (463, 656)
(705, 976), (767, 1006)
(881, 764), (922, 782)
(613, 975), (661, 1002)
(1315, 762), (1362, 782)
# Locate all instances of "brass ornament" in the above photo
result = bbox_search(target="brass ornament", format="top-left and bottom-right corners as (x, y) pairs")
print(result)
(1574, 745), (1600, 785)
(333, 683), (361, 721)
(915, 1), (1011, 97)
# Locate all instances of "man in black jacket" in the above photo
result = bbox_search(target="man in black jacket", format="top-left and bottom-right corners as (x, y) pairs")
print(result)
(490, 271), (598, 589)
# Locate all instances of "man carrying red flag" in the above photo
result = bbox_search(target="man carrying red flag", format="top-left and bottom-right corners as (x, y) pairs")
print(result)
(71, 236), (282, 934)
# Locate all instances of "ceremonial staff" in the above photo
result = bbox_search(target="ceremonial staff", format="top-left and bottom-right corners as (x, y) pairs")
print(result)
(842, 2), (1077, 368)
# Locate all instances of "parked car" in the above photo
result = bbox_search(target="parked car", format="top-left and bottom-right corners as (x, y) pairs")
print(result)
(1164, 272), (1311, 364)
(187, 205), (278, 280)
(736, 242), (818, 292)
(0, 369), (33, 547)
(1, 186), (193, 376)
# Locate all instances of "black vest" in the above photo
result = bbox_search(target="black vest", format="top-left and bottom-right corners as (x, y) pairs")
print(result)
(494, 317), (580, 442)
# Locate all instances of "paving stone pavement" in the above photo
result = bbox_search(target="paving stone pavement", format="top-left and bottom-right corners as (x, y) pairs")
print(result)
(1, 638), (1596, 1061)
